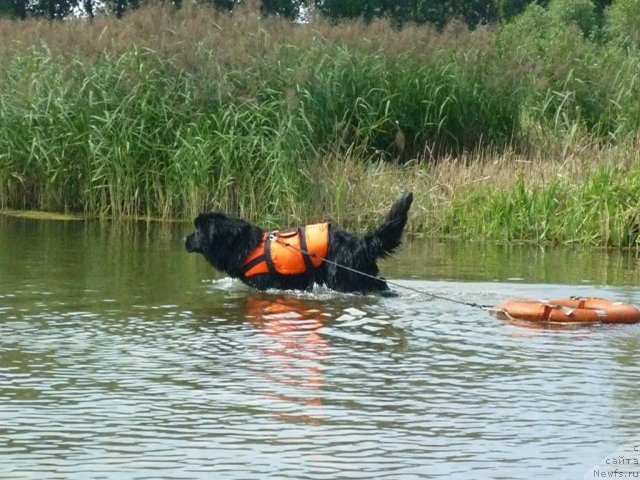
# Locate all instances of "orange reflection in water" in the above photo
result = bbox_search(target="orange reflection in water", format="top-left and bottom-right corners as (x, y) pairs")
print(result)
(244, 295), (331, 425)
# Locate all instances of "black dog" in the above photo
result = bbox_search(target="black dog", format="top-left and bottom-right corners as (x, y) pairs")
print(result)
(185, 192), (413, 293)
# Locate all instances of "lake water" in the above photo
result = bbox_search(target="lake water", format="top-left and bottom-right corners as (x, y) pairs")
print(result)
(1, 215), (640, 479)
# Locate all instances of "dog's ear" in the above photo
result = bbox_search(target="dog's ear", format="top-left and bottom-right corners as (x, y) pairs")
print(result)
(196, 212), (237, 243)
(194, 214), (207, 230)
(195, 212), (221, 231)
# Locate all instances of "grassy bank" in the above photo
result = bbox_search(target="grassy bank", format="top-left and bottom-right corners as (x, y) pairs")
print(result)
(1, 3), (639, 245)
(328, 144), (640, 246)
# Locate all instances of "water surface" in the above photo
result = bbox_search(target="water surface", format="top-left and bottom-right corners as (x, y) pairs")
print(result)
(1, 216), (640, 479)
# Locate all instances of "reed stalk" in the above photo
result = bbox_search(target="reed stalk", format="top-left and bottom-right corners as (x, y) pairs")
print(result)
(1, 4), (639, 246)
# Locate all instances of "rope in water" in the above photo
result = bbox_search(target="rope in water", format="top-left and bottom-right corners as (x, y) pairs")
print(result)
(271, 234), (492, 310)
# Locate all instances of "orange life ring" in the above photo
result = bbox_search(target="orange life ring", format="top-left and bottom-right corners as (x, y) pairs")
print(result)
(492, 297), (640, 324)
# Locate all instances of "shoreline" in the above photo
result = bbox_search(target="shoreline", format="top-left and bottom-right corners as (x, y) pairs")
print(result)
(3, 147), (640, 248)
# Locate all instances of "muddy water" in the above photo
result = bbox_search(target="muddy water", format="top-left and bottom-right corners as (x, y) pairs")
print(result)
(1, 215), (640, 479)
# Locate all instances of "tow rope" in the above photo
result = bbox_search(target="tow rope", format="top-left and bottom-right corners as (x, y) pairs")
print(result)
(272, 234), (640, 324)
(271, 234), (492, 310)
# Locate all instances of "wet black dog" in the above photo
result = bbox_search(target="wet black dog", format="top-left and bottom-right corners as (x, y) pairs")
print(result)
(185, 192), (413, 293)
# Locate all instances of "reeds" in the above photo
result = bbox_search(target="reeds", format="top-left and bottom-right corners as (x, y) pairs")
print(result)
(1, 3), (640, 245)
(407, 147), (640, 246)
(0, 45), (313, 220)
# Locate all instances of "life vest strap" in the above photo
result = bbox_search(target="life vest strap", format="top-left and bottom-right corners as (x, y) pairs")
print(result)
(242, 254), (265, 274)
(298, 226), (315, 272)
(241, 232), (278, 275)
(264, 233), (276, 274)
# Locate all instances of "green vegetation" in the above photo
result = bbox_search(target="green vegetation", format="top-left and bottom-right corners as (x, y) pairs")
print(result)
(1, 1), (640, 245)
(432, 153), (640, 246)
(0, 0), (567, 25)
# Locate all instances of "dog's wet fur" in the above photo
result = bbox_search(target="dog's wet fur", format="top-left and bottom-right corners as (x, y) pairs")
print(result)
(185, 192), (413, 294)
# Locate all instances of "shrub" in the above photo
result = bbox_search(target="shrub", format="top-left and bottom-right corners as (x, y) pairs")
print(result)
(605, 0), (640, 48)
(547, 0), (598, 38)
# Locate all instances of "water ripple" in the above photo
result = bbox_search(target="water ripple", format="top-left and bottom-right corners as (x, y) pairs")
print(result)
(2, 273), (640, 479)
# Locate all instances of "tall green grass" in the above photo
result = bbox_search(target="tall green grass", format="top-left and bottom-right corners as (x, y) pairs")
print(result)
(429, 156), (640, 246)
(0, 47), (313, 221)
(0, 28), (521, 219)
(1, 3), (640, 246)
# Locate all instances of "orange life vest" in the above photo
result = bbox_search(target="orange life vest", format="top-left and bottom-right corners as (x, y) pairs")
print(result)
(242, 223), (329, 278)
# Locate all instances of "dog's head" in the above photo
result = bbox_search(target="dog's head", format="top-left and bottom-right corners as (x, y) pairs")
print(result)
(185, 213), (210, 254)
(185, 212), (263, 274)
(185, 212), (234, 254)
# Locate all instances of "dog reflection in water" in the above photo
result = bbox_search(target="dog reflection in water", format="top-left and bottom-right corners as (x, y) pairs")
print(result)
(245, 295), (330, 425)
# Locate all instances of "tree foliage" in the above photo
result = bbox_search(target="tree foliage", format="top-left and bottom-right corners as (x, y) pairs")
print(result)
(0, 0), (620, 35)
(605, 0), (640, 48)
(313, 0), (499, 28)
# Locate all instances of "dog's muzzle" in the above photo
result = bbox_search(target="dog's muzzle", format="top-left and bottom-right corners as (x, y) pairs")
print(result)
(184, 234), (197, 253)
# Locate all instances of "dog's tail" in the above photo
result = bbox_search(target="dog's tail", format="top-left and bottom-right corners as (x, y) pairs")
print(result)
(365, 191), (413, 259)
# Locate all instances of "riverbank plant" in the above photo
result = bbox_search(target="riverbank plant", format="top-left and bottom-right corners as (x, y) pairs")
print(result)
(1, 2), (640, 245)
